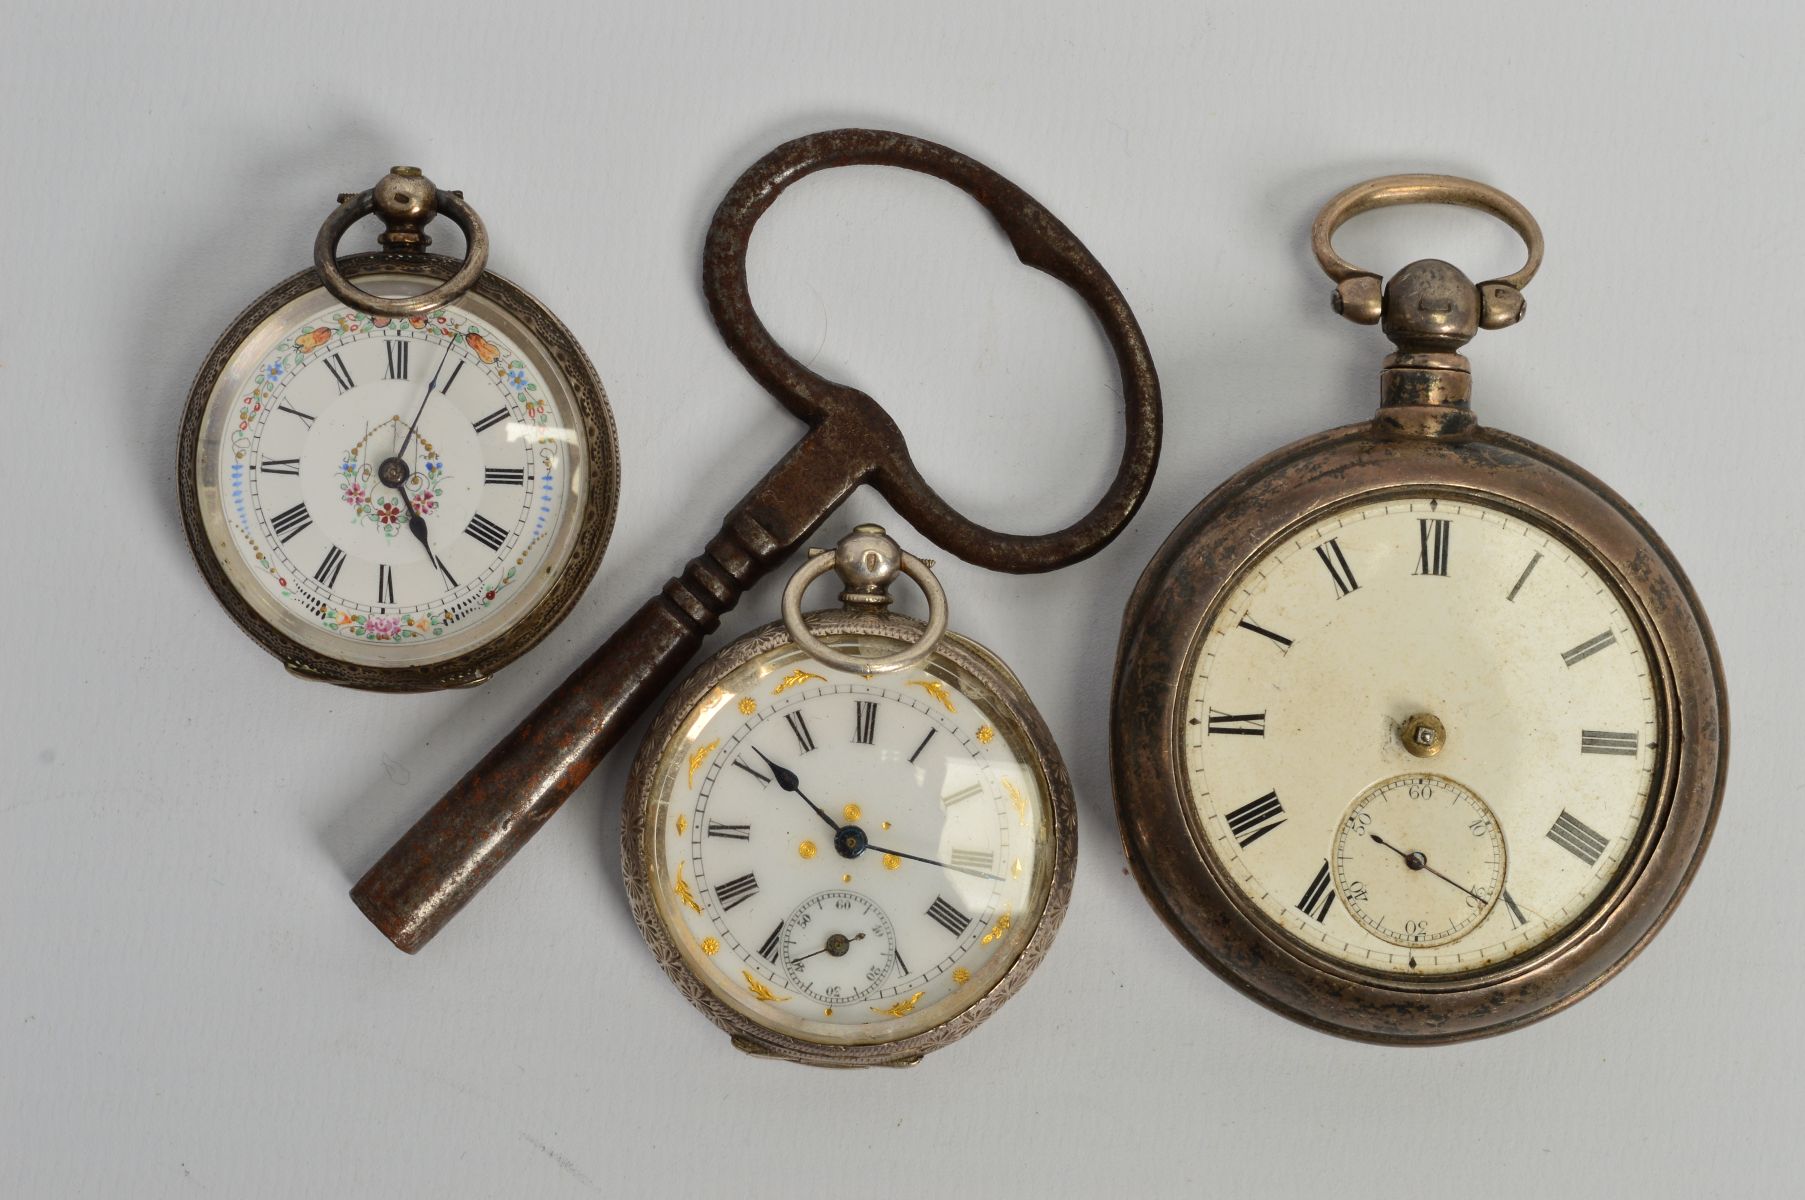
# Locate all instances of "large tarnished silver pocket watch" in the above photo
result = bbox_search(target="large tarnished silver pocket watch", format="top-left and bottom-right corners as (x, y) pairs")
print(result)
(178, 167), (619, 691)
(624, 526), (1074, 1067)
(1111, 176), (1727, 1042)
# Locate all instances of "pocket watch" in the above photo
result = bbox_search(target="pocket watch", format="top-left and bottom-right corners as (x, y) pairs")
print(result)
(1111, 175), (1727, 1043)
(623, 525), (1074, 1067)
(177, 167), (619, 691)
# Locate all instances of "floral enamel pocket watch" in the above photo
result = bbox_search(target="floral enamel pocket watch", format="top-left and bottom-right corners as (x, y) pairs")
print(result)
(624, 525), (1074, 1067)
(1111, 176), (1726, 1042)
(178, 168), (618, 691)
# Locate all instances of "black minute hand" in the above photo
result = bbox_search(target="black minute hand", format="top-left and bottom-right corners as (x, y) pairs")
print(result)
(750, 748), (840, 833)
(864, 843), (1003, 882)
(396, 335), (458, 463)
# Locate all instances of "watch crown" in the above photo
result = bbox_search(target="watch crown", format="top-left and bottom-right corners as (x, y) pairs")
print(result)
(369, 166), (441, 252)
(832, 524), (904, 607)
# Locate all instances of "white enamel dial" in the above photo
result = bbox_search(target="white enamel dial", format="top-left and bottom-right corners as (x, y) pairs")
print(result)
(645, 636), (1053, 1045)
(190, 274), (595, 667)
(1183, 495), (1660, 976)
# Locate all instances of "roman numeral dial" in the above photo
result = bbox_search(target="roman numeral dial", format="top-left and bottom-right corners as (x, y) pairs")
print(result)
(925, 895), (972, 936)
(1316, 537), (1358, 597)
(1414, 518), (1450, 576)
(1223, 791), (1286, 847)
(655, 668), (1050, 1038)
(1183, 497), (1660, 977)
(200, 298), (594, 667)
(321, 353), (354, 392)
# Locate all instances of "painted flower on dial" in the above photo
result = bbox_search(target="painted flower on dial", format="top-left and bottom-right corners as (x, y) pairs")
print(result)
(506, 368), (528, 390)
(412, 489), (437, 516)
(466, 331), (501, 364)
(375, 501), (402, 526)
(364, 615), (403, 640)
(342, 483), (368, 510)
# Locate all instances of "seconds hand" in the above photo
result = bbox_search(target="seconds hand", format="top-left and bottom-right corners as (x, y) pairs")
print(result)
(1369, 833), (1491, 906)
(788, 932), (866, 965)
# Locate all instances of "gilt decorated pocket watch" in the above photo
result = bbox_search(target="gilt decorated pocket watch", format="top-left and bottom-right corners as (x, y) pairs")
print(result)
(1111, 176), (1726, 1042)
(623, 526), (1074, 1067)
(178, 168), (618, 691)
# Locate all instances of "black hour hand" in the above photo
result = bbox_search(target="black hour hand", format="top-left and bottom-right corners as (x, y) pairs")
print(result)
(751, 747), (801, 793)
(750, 748), (838, 832)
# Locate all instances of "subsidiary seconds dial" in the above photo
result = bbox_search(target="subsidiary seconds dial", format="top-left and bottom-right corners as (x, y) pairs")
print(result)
(1332, 775), (1506, 950)
(780, 891), (900, 1005)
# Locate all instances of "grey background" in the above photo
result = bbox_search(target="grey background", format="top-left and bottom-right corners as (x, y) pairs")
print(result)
(2, 2), (1796, 1195)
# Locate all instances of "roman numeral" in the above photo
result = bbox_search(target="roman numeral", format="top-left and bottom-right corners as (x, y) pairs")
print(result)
(1207, 709), (1265, 736)
(1547, 809), (1610, 865)
(758, 923), (783, 961)
(1223, 791), (1286, 848)
(1561, 630), (1617, 667)
(439, 358), (465, 395)
(269, 502), (311, 543)
(706, 821), (751, 840)
(433, 555), (457, 588)
(1236, 616), (1292, 650)
(853, 700), (878, 745)
(1506, 551), (1543, 602)
(949, 848), (994, 873)
(464, 513), (509, 551)
(1414, 518), (1450, 576)
(1580, 730), (1639, 756)
(276, 404), (315, 428)
(908, 729), (936, 764)
(472, 407), (509, 433)
(1297, 860), (1335, 922)
(376, 563), (395, 606)
(322, 353), (354, 392)
(732, 757), (772, 785)
(258, 457), (301, 475)
(1501, 889), (1529, 928)
(784, 711), (816, 754)
(313, 545), (345, 590)
(714, 872), (760, 911)
(926, 895), (972, 937)
(940, 782), (983, 809)
(484, 467), (526, 486)
(1315, 537), (1358, 597)
(384, 340), (409, 380)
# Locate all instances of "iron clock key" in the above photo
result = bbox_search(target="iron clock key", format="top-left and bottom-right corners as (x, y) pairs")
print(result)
(623, 525), (1076, 1067)
(1111, 175), (1727, 1043)
(178, 167), (620, 691)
